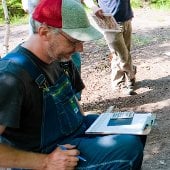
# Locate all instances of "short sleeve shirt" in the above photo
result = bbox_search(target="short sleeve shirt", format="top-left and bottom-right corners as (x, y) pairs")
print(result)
(98, 0), (133, 22)
(0, 45), (84, 151)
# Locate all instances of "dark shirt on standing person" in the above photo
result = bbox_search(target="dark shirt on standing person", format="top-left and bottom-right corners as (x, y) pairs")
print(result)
(98, 0), (133, 22)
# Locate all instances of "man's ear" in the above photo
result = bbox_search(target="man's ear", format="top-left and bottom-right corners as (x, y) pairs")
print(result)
(38, 26), (50, 41)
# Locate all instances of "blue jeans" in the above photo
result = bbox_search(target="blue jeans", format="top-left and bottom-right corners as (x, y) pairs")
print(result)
(12, 115), (145, 170)
(60, 115), (145, 170)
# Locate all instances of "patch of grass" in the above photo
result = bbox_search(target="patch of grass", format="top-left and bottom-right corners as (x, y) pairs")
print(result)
(149, 0), (170, 9)
(132, 34), (153, 47)
(10, 15), (29, 25)
(131, 0), (143, 8)
(150, 4), (170, 10)
(0, 14), (29, 25)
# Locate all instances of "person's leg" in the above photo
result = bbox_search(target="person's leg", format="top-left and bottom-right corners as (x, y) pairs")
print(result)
(104, 31), (129, 67)
(109, 52), (126, 90)
(83, 114), (99, 128)
(75, 134), (144, 170)
(104, 31), (128, 90)
(122, 20), (137, 94)
(104, 26), (136, 94)
(59, 115), (146, 170)
(122, 20), (132, 53)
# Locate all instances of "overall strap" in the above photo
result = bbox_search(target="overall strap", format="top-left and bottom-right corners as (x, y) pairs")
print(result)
(4, 52), (47, 88)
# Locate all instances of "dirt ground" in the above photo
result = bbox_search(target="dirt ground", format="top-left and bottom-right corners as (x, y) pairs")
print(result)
(0, 8), (170, 170)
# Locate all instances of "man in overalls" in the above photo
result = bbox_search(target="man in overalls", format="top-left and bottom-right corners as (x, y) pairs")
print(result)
(0, 0), (146, 169)
(22, 0), (82, 100)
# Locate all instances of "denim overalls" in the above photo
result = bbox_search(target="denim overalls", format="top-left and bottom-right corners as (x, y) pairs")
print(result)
(4, 52), (84, 153)
(39, 73), (84, 153)
(5, 52), (146, 170)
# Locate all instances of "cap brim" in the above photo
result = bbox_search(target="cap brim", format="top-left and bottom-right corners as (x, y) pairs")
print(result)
(62, 25), (103, 42)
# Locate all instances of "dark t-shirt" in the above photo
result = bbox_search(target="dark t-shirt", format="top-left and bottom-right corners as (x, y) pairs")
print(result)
(0, 45), (84, 151)
(98, 0), (133, 22)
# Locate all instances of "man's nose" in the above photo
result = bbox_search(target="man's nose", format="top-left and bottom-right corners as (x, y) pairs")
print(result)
(75, 42), (83, 52)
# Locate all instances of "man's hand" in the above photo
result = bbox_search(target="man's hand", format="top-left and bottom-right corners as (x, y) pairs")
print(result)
(43, 144), (80, 170)
(82, 0), (105, 19)
(94, 8), (105, 19)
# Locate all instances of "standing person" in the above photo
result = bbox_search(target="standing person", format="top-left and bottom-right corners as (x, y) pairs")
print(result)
(0, 0), (146, 169)
(22, 0), (82, 100)
(83, 0), (137, 95)
(21, 0), (40, 35)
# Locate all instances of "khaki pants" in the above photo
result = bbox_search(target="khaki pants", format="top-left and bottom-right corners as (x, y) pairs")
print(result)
(104, 20), (136, 89)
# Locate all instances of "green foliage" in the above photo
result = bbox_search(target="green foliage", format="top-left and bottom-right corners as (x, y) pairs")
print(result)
(131, 0), (143, 8)
(131, 0), (170, 8)
(0, 0), (25, 22)
(7, 0), (25, 17)
(132, 34), (153, 48)
(150, 0), (170, 8)
(10, 14), (29, 25)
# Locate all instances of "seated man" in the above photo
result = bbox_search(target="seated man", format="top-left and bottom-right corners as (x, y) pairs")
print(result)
(0, 0), (146, 169)
(22, 0), (82, 100)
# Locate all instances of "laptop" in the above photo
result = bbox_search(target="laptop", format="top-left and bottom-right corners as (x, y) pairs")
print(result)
(85, 112), (155, 135)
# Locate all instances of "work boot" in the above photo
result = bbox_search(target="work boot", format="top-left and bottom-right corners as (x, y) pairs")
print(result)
(126, 77), (137, 95)
(126, 85), (137, 95)
(126, 65), (137, 94)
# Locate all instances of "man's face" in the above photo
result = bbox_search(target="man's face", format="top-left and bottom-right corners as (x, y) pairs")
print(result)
(46, 29), (84, 62)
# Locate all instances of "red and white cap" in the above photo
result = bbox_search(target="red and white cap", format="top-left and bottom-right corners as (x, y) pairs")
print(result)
(32, 0), (102, 41)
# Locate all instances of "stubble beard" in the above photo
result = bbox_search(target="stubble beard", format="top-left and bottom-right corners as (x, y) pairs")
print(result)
(47, 42), (72, 63)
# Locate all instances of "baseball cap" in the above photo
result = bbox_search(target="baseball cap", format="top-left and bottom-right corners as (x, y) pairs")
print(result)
(32, 0), (103, 41)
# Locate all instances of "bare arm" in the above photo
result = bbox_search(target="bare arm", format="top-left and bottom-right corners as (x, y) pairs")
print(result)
(82, 0), (96, 8)
(21, 0), (40, 13)
(82, 0), (105, 19)
(0, 126), (79, 169)
(0, 143), (79, 169)
(0, 126), (45, 169)
(0, 144), (47, 169)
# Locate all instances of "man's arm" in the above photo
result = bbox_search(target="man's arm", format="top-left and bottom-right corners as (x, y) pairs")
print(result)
(0, 144), (46, 169)
(82, 0), (97, 9)
(81, 0), (104, 19)
(21, 0), (40, 13)
(0, 125), (45, 169)
(0, 126), (79, 169)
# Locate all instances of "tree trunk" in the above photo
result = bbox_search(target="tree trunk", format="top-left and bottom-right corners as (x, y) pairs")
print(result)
(2, 0), (10, 57)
